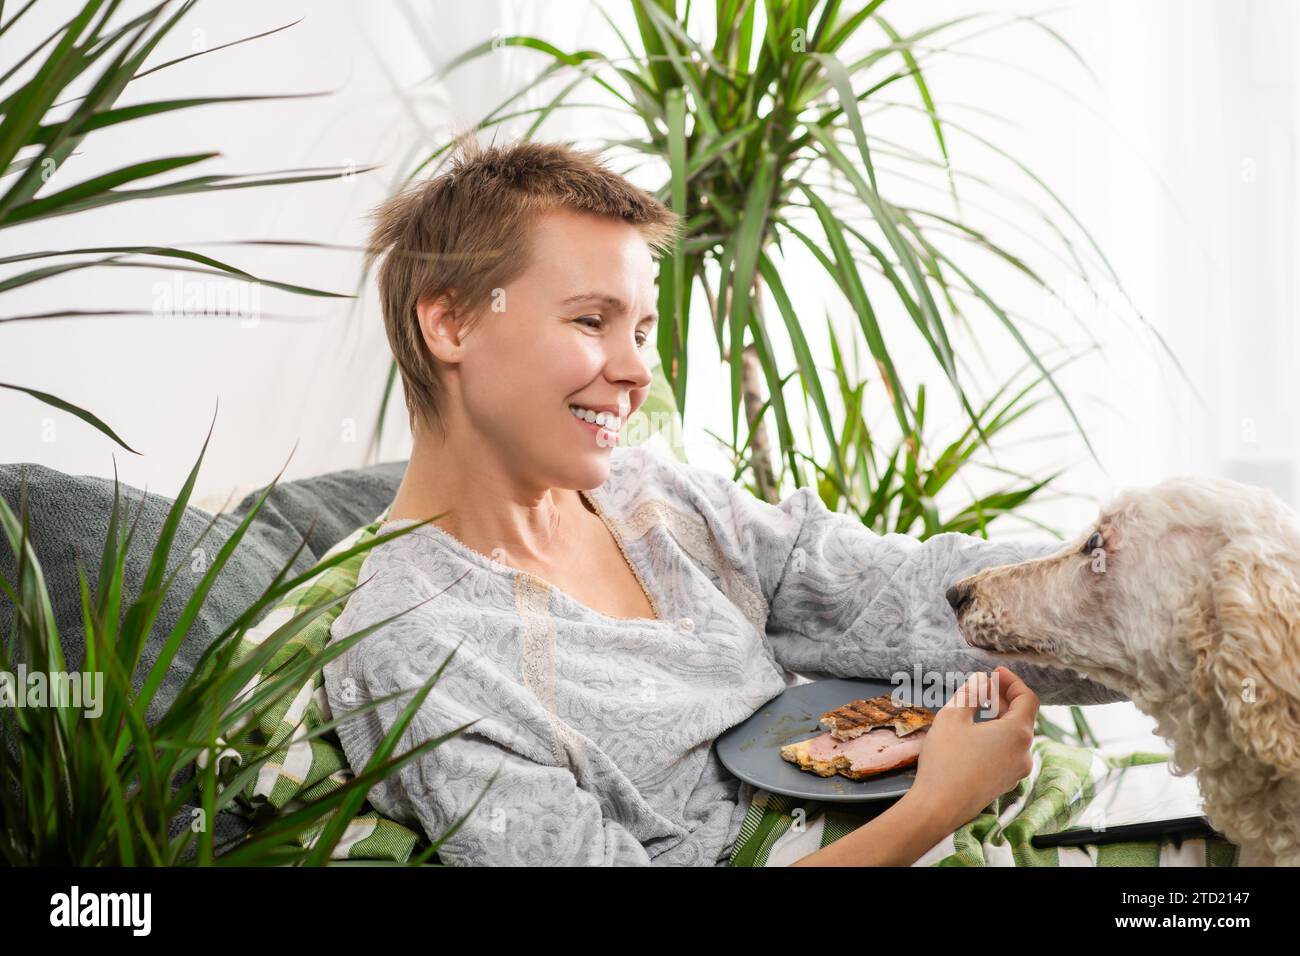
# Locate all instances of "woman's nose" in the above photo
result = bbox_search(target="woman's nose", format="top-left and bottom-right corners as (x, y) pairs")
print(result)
(609, 338), (654, 389)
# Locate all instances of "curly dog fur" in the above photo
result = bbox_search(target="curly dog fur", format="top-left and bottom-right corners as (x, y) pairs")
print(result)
(947, 477), (1300, 866)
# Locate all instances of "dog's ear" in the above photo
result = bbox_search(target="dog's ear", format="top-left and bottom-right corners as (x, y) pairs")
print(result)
(1190, 541), (1300, 775)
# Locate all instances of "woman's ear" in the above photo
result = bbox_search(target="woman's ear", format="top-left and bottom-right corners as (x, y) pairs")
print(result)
(416, 290), (464, 363)
(1189, 541), (1300, 775)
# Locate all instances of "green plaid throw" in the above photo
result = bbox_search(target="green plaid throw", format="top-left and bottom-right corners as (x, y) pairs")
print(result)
(221, 508), (428, 863)
(726, 739), (1242, 867)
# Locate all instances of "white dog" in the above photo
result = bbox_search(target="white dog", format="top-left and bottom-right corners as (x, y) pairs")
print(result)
(947, 476), (1300, 867)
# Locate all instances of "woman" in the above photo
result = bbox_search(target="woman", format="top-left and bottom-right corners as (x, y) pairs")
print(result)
(322, 136), (1124, 866)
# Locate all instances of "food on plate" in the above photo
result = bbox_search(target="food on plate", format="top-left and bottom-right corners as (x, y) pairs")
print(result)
(780, 694), (935, 780)
(819, 695), (933, 741)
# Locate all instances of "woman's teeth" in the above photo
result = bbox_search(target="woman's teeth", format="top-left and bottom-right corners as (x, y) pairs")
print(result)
(569, 404), (621, 429)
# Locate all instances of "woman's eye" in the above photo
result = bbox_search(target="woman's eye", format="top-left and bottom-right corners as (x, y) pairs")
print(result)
(1082, 531), (1104, 553)
(577, 315), (650, 350)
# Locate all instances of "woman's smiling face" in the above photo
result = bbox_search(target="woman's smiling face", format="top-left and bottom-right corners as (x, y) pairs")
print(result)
(445, 207), (660, 490)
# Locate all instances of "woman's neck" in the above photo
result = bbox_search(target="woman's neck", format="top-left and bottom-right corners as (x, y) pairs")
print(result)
(387, 422), (587, 566)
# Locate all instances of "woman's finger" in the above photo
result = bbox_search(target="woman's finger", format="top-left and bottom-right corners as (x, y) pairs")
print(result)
(999, 668), (1040, 724)
(979, 668), (1004, 718)
(945, 670), (993, 717)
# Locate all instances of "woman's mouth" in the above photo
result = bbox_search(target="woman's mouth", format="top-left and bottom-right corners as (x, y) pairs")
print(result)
(569, 403), (622, 445)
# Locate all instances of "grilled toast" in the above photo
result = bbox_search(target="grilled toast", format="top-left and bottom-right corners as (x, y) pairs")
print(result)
(819, 694), (933, 740)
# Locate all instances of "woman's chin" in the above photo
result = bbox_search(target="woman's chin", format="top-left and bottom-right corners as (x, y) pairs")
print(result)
(552, 453), (612, 490)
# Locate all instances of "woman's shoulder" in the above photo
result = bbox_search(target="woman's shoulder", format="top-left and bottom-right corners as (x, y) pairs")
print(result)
(602, 442), (704, 512)
(328, 527), (476, 641)
(604, 442), (760, 515)
(607, 441), (716, 495)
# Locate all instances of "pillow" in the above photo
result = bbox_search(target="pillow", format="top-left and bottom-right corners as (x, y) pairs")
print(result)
(0, 459), (406, 725)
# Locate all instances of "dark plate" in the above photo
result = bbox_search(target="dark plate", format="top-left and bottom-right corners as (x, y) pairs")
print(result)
(716, 677), (938, 803)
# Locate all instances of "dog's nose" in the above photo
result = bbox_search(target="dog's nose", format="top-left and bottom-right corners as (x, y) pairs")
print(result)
(946, 582), (974, 616)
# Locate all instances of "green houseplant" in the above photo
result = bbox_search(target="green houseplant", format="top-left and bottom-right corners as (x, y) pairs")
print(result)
(0, 0), (461, 865)
(405, 0), (1190, 511)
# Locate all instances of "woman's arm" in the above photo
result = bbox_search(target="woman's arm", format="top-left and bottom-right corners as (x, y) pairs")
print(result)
(791, 667), (1040, 866)
(652, 448), (1124, 705)
(789, 785), (966, 866)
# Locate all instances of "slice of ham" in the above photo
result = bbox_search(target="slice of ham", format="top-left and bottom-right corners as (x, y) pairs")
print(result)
(804, 725), (928, 775)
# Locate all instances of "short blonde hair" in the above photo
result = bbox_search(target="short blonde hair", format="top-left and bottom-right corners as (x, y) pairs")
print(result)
(367, 132), (683, 439)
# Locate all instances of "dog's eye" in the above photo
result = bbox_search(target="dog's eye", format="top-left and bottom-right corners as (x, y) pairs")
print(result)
(1082, 531), (1104, 553)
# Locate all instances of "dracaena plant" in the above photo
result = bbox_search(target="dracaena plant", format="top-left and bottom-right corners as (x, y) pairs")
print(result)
(394, 0), (1186, 513)
(727, 322), (1088, 540)
(0, 0), (374, 454)
(0, 412), (479, 866)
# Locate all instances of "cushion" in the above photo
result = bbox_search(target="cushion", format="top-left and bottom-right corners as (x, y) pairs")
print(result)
(0, 459), (406, 725)
(729, 740), (1241, 866)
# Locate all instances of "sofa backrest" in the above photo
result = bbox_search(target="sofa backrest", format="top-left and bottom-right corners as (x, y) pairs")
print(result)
(0, 459), (406, 725)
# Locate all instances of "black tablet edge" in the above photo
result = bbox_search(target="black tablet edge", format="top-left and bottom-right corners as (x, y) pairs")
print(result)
(1029, 816), (1222, 849)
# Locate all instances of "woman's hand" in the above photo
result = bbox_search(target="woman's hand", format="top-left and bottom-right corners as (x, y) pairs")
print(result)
(906, 665), (1040, 832)
(792, 666), (1040, 866)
